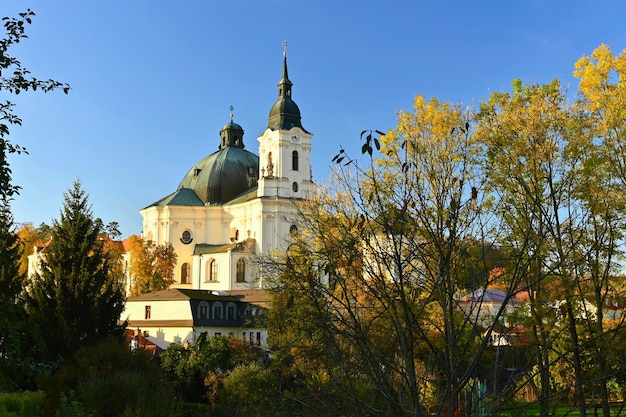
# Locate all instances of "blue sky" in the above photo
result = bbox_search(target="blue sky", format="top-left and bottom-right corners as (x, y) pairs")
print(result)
(5, 1), (626, 238)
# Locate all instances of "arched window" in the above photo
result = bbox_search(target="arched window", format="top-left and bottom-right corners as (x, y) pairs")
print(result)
(180, 263), (191, 284)
(208, 259), (218, 282)
(292, 150), (299, 171)
(226, 302), (237, 320)
(212, 302), (224, 320)
(236, 259), (246, 282)
(198, 301), (209, 319)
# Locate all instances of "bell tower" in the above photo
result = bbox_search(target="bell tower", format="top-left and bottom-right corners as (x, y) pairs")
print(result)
(257, 42), (313, 199)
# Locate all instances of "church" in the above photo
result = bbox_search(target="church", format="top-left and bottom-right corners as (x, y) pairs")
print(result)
(121, 48), (314, 349)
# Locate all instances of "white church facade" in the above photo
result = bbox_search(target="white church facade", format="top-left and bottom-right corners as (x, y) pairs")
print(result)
(121, 50), (314, 349)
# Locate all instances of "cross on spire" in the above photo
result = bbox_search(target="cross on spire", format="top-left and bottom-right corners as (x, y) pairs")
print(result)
(229, 105), (234, 121)
(283, 40), (288, 57)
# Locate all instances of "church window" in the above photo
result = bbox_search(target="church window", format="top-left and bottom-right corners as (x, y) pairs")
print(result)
(230, 227), (239, 242)
(181, 263), (191, 284)
(208, 260), (218, 282)
(292, 150), (299, 171)
(236, 259), (246, 282)
(181, 230), (192, 244)
(290, 224), (298, 235)
(292, 182), (298, 192)
(145, 305), (151, 320)
(256, 332), (262, 346)
(213, 302), (224, 320)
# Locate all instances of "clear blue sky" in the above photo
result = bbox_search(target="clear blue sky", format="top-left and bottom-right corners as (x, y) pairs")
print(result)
(5, 1), (626, 238)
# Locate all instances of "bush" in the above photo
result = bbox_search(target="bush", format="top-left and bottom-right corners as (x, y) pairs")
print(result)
(38, 337), (180, 417)
(0, 391), (44, 417)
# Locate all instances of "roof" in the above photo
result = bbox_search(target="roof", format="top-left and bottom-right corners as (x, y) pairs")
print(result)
(459, 288), (520, 304)
(224, 187), (259, 205)
(193, 243), (236, 255)
(127, 288), (240, 302)
(267, 55), (308, 133)
(146, 187), (204, 208)
(177, 146), (259, 205)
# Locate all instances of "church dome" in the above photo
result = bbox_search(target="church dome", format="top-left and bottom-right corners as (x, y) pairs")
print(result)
(178, 118), (259, 205)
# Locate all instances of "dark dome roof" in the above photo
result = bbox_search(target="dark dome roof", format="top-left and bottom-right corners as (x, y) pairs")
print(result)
(221, 120), (243, 132)
(268, 98), (303, 131)
(177, 119), (259, 205)
(178, 147), (259, 205)
(267, 54), (308, 132)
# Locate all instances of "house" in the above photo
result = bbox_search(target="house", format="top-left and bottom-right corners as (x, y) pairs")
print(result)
(457, 288), (524, 328)
(123, 288), (269, 350)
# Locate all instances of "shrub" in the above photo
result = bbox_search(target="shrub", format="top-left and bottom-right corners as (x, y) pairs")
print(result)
(0, 391), (44, 417)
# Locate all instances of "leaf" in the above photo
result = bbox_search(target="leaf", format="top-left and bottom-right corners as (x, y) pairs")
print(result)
(374, 138), (380, 150)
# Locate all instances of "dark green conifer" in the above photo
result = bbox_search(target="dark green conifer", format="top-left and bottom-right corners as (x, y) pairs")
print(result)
(25, 180), (126, 362)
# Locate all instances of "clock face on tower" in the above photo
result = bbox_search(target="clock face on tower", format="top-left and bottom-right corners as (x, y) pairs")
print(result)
(292, 134), (299, 142)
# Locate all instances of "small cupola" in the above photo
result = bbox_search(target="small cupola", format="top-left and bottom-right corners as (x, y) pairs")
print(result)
(219, 107), (245, 150)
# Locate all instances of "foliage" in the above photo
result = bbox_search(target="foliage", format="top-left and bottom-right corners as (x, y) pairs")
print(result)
(127, 235), (177, 295)
(160, 334), (263, 405)
(0, 202), (26, 390)
(0, 9), (68, 391)
(266, 97), (498, 417)
(23, 180), (126, 364)
(39, 337), (179, 417)
(222, 363), (279, 417)
(0, 391), (43, 417)
(0, 9), (69, 201)
(265, 47), (626, 416)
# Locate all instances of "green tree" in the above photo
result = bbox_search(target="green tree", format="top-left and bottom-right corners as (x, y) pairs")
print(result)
(24, 180), (126, 363)
(0, 197), (27, 390)
(127, 235), (177, 295)
(40, 338), (179, 417)
(160, 334), (262, 405)
(0, 9), (68, 389)
(222, 363), (279, 417)
(1, 9), (69, 201)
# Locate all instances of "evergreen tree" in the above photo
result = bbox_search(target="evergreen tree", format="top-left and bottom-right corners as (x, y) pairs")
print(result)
(24, 180), (126, 363)
(0, 196), (29, 389)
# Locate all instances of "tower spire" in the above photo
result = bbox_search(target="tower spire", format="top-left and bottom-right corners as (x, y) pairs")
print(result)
(278, 40), (292, 100)
(267, 40), (306, 131)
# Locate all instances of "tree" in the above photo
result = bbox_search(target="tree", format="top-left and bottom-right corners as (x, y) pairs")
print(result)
(0, 197), (27, 390)
(0, 9), (68, 389)
(573, 44), (626, 417)
(127, 235), (177, 295)
(266, 96), (504, 417)
(24, 180), (126, 363)
(1, 9), (69, 201)
(160, 334), (263, 405)
(475, 69), (626, 416)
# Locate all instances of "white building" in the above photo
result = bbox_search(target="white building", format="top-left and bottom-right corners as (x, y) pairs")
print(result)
(122, 50), (313, 349)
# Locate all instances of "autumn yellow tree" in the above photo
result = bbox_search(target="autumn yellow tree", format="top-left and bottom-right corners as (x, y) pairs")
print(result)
(267, 96), (506, 417)
(127, 235), (177, 295)
(573, 44), (626, 417)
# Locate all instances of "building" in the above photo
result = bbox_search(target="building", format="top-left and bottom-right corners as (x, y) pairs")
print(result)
(122, 49), (313, 349)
